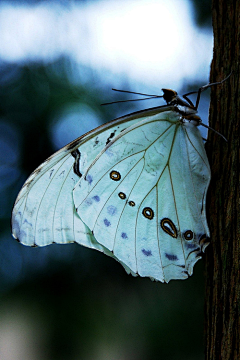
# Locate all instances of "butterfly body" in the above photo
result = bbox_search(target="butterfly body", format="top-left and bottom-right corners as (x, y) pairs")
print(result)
(12, 91), (211, 283)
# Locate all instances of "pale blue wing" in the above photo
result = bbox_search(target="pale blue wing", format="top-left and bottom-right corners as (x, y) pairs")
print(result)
(11, 114), (143, 255)
(74, 111), (211, 282)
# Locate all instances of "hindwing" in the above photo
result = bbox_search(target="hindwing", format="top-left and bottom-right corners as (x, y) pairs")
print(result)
(74, 111), (210, 282)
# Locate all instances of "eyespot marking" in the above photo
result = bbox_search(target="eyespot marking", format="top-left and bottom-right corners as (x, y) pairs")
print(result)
(184, 230), (194, 240)
(104, 218), (111, 227)
(110, 170), (121, 181)
(128, 200), (135, 207)
(142, 207), (154, 220)
(92, 195), (100, 202)
(165, 253), (178, 261)
(142, 249), (152, 256)
(161, 218), (177, 238)
(107, 205), (117, 216)
(121, 232), (128, 239)
(118, 192), (126, 200)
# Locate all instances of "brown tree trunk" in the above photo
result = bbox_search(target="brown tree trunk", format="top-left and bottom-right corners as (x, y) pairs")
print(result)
(205, 0), (240, 359)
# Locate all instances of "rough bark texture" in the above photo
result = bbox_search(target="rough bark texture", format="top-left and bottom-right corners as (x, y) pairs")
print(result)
(205, 0), (240, 359)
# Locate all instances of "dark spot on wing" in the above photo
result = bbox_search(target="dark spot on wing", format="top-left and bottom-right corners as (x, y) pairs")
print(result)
(128, 200), (135, 207)
(58, 170), (65, 178)
(56, 227), (72, 232)
(106, 130), (117, 145)
(94, 136), (99, 146)
(85, 198), (93, 206)
(104, 218), (111, 227)
(71, 149), (82, 178)
(92, 195), (100, 202)
(161, 218), (177, 238)
(107, 205), (117, 215)
(121, 232), (128, 239)
(86, 174), (93, 184)
(118, 192), (126, 200)
(142, 207), (154, 219)
(38, 227), (50, 233)
(49, 169), (54, 178)
(183, 230), (194, 240)
(105, 148), (114, 157)
(110, 170), (121, 181)
(165, 253), (178, 261)
(186, 243), (197, 250)
(23, 219), (32, 227)
(142, 249), (152, 256)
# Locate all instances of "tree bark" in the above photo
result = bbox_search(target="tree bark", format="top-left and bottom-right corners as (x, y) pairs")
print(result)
(205, 0), (240, 359)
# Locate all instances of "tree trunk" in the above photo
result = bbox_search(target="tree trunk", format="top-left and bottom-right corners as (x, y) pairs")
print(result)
(205, 0), (240, 359)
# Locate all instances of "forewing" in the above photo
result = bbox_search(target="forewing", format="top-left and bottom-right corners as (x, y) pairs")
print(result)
(11, 114), (145, 250)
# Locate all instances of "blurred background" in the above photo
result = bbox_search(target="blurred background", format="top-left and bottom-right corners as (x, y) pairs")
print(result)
(0, 0), (212, 359)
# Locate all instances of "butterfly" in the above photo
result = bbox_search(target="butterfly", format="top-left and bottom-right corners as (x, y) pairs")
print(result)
(11, 77), (229, 283)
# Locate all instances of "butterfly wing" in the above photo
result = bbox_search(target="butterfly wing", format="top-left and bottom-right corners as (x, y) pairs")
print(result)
(11, 113), (147, 254)
(74, 110), (211, 282)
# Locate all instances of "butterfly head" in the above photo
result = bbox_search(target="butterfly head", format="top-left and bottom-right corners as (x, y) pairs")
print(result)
(162, 89), (196, 109)
(162, 89), (178, 104)
(162, 89), (202, 126)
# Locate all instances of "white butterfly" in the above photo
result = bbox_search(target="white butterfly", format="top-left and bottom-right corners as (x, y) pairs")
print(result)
(12, 83), (221, 283)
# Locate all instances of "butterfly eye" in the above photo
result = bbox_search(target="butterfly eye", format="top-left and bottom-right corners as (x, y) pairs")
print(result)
(110, 170), (121, 181)
(160, 218), (177, 238)
(118, 192), (126, 200)
(142, 207), (154, 220)
(184, 230), (194, 240)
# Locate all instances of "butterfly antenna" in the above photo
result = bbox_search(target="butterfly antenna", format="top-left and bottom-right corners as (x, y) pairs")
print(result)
(101, 89), (163, 106)
(111, 88), (162, 97)
(200, 122), (228, 142)
(183, 71), (232, 110)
